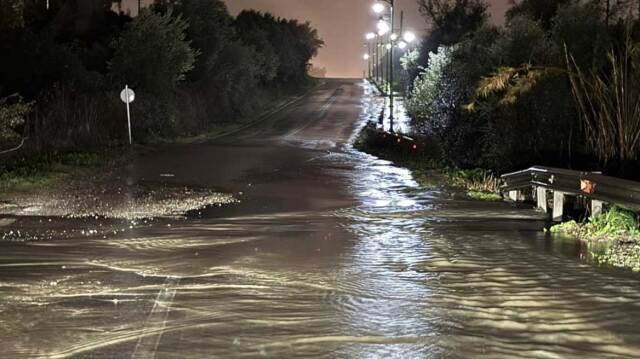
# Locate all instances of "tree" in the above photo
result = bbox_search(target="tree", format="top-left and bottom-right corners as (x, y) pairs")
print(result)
(153, 0), (234, 81)
(414, 0), (488, 85)
(505, 0), (571, 30)
(234, 10), (323, 86)
(418, 0), (488, 46)
(494, 15), (550, 66)
(552, 1), (608, 69)
(472, 10), (640, 172)
(109, 9), (197, 95)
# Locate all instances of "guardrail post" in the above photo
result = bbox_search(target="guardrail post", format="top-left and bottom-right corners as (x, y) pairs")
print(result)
(591, 200), (604, 218)
(536, 187), (547, 213)
(553, 191), (565, 222)
(508, 190), (520, 202)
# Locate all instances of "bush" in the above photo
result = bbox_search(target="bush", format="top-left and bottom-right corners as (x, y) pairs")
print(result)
(407, 46), (454, 134)
(32, 85), (103, 150)
(0, 94), (31, 143)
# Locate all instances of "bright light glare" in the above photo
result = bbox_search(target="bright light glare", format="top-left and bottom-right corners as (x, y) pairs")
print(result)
(372, 2), (385, 13)
(390, 33), (398, 41)
(366, 32), (376, 40)
(403, 31), (416, 43)
(363, 53), (370, 60)
(377, 20), (390, 35)
(385, 43), (392, 50)
(398, 41), (407, 49)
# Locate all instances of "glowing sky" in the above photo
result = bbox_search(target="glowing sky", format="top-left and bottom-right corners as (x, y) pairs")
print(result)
(123, 0), (511, 78)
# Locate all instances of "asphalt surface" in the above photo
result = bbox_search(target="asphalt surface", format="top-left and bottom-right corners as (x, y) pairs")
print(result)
(1, 79), (640, 358)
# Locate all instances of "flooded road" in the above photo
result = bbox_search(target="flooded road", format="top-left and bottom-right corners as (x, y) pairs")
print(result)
(2, 80), (640, 358)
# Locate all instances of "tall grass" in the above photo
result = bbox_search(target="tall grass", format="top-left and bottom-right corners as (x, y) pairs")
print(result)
(566, 35), (640, 165)
(445, 168), (503, 193)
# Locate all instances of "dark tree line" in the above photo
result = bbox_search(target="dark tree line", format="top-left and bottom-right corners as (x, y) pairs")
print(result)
(405, 0), (640, 178)
(0, 0), (323, 151)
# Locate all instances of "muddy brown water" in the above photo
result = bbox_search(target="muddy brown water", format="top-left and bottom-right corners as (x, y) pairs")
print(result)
(1, 80), (640, 358)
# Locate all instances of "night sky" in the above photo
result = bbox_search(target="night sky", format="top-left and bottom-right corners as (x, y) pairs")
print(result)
(123, 0), (511, 78)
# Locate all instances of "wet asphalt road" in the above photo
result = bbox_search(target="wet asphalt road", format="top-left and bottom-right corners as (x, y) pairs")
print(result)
(1, 79), (640, 358)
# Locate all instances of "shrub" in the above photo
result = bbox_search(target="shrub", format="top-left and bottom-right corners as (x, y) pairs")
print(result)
(32, 85), (103, 149)
(407, 46), (454, 133)
(588, 206), (640, 237)
(0, 94), (32, 143)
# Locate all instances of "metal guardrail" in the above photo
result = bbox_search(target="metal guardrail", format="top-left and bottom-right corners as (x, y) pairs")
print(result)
(502, 166), (640, 211)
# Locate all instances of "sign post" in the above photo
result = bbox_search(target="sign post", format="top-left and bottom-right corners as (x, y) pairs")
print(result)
(120, 85), (135, 145)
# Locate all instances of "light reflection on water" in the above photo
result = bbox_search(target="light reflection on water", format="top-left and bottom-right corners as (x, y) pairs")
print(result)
(1, 81), (640, 358)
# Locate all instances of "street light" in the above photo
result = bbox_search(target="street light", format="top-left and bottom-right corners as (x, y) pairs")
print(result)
(372, 2), (385, 13)
(398, 41), (407, 50)
(377, 20), (390, 36)
(363, 53), (370, 60)
(390, 33), (398, 41)
(366, 32), (376, 40)
(403, 31), (416, 43)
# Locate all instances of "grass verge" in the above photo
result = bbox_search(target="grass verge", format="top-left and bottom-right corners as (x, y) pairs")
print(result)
(550, 206), (640, 271)
(0, 147), (137, 194)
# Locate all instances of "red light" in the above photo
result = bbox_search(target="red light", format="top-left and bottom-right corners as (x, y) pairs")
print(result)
(396, 138), (401, 144)
(412, 144), (417, 150)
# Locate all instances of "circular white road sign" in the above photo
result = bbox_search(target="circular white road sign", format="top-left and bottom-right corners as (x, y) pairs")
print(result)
(120, 87), (135, 104)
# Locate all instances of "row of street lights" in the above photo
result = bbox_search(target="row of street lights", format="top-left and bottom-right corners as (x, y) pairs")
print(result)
(363, 1), (416, 132)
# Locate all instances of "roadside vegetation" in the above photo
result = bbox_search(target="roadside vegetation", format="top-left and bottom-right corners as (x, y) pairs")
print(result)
(0, 0), (323, 190)
(401, 0), (640, 180)
(550, 206), (640, 271)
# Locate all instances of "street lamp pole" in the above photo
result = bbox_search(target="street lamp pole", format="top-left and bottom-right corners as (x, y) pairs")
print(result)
(369, 3), (416, 131)
(388, 0), (395, 133)
(368, 43), (372, 79)
(380, 40), (385, 91)
(374, 0), (395, 132)
(376, 36), (381, 85)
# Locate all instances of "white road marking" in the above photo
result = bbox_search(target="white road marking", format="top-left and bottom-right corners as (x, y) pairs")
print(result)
(131, 277), (180, 359)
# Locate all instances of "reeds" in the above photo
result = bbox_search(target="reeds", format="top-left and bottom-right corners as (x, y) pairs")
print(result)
(566, 35), (640, 164)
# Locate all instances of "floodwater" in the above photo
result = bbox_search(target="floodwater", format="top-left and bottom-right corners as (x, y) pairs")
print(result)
(1, 80), (640, 358)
